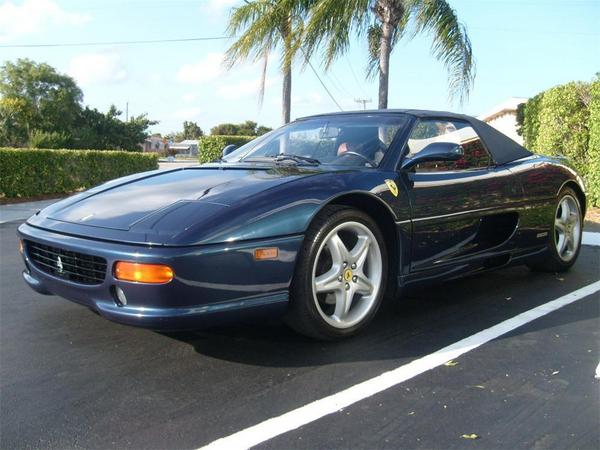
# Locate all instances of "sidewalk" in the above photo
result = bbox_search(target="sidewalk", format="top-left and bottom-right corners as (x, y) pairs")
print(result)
(0, 199), (60, 224)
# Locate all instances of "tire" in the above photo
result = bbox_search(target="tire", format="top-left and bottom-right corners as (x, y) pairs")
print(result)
(285, 205), (388, 340)
(527, 187), (583, 273)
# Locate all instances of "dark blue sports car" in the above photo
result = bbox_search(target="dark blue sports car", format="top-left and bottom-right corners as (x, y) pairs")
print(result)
(18, 110), (586, 339)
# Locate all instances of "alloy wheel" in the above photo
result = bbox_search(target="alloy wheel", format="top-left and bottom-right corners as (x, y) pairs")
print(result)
(554, 194), (581, 262)
(311, 221), (383, 329)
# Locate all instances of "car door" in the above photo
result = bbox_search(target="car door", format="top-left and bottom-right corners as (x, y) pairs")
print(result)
(401, 118), (521, 272)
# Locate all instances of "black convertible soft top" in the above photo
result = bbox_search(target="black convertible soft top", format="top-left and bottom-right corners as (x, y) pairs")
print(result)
(300, 109), (533, 165)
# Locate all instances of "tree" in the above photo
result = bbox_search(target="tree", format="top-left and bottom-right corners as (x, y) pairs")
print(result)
(237, 120), (259, 135)
(210, 120), (272, 136)
(256, 125), (273, 136)
(210, 122), (239, 136)
(170, 121), (204, 142)
(225, 0), (305, 124)
(302, 0), (475, 108)
(0, 58), (83, 146)
(73, 105), (157, 151)
(0, 59), (157, 150)
(181, 121), (203, 139)
(0, 59), (83, 136)
(0, 97), (32, 146)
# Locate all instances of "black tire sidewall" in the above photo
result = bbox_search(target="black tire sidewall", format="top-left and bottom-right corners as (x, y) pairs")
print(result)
(288, 206), (388, 340)
(532, 187), (584, 272)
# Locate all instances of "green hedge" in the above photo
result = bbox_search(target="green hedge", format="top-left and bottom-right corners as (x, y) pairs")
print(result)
(0, 148), (159, 199)
(588, 80), (600, 207)
(199, 135), (256, 163)
(519, 78), (600, 207)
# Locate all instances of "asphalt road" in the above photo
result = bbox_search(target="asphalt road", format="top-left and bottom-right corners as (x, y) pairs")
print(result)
(1, 220), (598, 450)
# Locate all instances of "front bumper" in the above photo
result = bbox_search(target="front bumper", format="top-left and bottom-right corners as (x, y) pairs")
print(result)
(18, 223), (303, 330)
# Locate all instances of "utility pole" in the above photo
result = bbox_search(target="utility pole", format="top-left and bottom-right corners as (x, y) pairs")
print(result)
(354, 98), (372, 110)
(125, 102), (129, 121)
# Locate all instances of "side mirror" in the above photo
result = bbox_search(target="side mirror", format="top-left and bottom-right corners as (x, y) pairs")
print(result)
(401, 142), (464, 170)
(222, 144), (238, 158)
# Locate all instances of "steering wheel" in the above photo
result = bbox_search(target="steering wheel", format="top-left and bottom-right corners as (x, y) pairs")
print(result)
(337, 151), (375, 167)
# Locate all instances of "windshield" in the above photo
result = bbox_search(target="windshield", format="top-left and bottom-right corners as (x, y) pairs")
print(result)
(222, 114), (410, 167)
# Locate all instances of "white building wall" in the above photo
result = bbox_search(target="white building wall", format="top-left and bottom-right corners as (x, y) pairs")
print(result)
(485, 112), (523, 145)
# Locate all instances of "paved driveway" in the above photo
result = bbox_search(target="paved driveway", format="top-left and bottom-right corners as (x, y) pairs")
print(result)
(0, 220), (598, 449)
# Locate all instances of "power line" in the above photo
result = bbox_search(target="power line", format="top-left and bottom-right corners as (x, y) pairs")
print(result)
(346, 55), (367, 97)
(304, 58), (344, 111)
(3, 23), (597, 49)
(326, 70), (353, 99)
(0, 36), (230, 48)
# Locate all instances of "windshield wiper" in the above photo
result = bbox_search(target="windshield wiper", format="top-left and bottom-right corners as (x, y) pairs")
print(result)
(274, 154), (320, 165)
(243, 154), (320, 166)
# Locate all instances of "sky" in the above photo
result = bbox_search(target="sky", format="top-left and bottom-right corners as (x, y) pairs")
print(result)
(0, 0), (599, 136)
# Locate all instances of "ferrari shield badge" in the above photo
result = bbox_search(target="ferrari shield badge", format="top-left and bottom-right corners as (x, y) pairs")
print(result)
(384, 179), (398, 197)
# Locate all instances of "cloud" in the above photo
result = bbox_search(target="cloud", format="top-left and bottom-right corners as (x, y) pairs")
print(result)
(68, 52), (127, 86)
(146, 72), (163, 84)
(0, 0), (90, 43)
(176, 53), (224, 84)
(201, 0), (238, 14)
(173, 107), (204, 120)
(292, 93), (324, 106)
(217, 76), (276, 101)
(182, 92), (202, 103)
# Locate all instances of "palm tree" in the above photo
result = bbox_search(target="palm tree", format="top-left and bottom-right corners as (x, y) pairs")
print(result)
(225, 0), (305, 124)
(302, 0), (475, 108)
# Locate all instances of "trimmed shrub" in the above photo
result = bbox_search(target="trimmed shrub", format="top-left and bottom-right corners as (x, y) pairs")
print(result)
(199, 135), (256, 163)
(519, 79), (599, 207)
(588, 79), (600, 207)
(0, 148), (159, 199)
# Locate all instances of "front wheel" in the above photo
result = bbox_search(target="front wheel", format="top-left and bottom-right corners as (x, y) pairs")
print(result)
(527, 187), (583, 272)
(286, 206), (388, 340)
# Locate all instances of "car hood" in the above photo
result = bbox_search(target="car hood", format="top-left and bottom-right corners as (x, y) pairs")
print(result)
(28, 165), (325, 245)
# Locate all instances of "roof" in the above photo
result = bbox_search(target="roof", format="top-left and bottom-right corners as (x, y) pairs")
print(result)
(296, 108), (532, 165)
(174, 139), (199, 146)
(478, 98), (528, 122)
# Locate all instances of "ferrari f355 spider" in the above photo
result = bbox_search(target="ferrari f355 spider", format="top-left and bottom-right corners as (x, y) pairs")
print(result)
(18, 110), (586, 339)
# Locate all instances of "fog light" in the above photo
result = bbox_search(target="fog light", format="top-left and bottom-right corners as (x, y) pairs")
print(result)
(114, 261), (174, 283)
(114, 286), (127, 306)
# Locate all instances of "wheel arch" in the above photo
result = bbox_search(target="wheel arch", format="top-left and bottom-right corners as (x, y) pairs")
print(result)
(314, 192), (402, 300)
(560, 180), (587, 218)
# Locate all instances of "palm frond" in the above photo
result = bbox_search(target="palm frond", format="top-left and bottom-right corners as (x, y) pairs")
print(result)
(365, 9), (408, 80)
(366, 24), (382, 79)
(407, 0), (475, 104)
(224, 1), (283, 68)
(302, 0), (371, 69)
(258, 49), (269, 108)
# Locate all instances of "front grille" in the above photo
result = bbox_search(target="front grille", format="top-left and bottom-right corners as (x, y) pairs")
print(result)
(26, 240), (107, 285)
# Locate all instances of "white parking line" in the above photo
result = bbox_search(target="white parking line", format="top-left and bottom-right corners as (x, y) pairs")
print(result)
(199, 280), (600, 450)
(583, 231), (600, 247)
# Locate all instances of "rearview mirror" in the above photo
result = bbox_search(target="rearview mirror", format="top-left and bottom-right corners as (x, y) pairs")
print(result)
(319, 126), (340, 139)
(401, 142), (464, 170)
(222, 144), (238, 158)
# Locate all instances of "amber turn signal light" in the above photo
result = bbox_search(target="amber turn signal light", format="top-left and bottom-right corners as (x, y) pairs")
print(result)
(254, 247), (278, 260)
(19, 239), (24, 254)
(114, 261), (174, 284)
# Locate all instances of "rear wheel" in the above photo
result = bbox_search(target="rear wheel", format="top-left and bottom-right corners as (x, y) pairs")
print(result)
(286, 206), (388, 340)
(527, 187), (583, 272)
